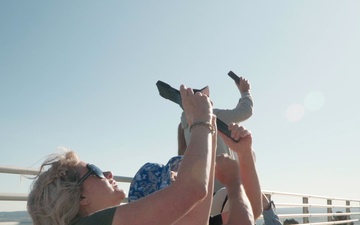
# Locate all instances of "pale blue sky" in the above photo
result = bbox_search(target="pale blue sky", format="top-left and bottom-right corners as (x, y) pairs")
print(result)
(1, 1), (360, 211)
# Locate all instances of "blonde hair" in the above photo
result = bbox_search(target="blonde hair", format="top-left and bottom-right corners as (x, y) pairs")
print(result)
(27, 150), (82, 225)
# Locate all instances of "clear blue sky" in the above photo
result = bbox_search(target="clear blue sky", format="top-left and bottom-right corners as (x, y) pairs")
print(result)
(1, 1), (359, 211)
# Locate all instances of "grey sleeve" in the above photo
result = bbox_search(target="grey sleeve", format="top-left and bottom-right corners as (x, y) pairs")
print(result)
(214, 91), (253, 124)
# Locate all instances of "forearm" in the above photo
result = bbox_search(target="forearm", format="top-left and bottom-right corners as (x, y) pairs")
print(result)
(173, 123), (216, 225)
(224, 180), (254, 225)
(214, 93), (253, 124)
(237, 150), (262, 219)
(176, 125), (212, 193)
(129, 127), (212, 225)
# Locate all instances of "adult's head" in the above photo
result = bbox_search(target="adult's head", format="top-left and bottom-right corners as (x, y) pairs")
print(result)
(27, 149), (126, 225)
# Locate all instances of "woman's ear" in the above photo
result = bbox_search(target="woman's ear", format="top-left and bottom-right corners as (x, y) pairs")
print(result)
(80, 196), (90, 206)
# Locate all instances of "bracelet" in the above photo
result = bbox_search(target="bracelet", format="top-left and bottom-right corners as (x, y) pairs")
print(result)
(189, 121), (215, 135)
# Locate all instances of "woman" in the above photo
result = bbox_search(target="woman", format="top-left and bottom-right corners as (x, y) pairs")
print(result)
(27, 85), (218, 225)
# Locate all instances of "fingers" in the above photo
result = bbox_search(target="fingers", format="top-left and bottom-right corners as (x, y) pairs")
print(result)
(180, 85), (194, 98)
(238, 77), (251, 92)
(180, 84), (213, 125)
(228, 123), (251, 141)
(180, 84), (209, 98)
(219, 123), (253, 156)
(239, 77), (249, 85)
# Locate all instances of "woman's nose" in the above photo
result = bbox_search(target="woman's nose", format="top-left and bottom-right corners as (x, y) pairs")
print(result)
(103, 171), (113, 179)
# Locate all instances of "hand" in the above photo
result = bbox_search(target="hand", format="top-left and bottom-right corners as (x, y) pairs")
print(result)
(262, 193), (272, 210)
(218, 123), (252, 156)
(180, 85), (213, 126)
(215, 154), (241, 186)
(236, 77), (251, 93)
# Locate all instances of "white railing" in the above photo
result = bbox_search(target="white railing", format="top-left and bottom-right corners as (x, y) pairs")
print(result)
(1, 165), (359, 225)
(260, 191), (360, 225)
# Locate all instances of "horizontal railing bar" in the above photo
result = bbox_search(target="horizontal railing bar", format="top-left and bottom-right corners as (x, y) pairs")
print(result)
(295, 219), (359, 225)
(0, 193), (132, 203)
(257, 217), (359, 224)
(0, 165), (133, 182)
(263, 190), (360, 202)
(0, 166), (39, 175)
(0, 166), (133, 183)
(0, 193), (28, 201)
(113, 175), (132, 183)
(275, 203), (360, 208)
(276, 212), (360, 218)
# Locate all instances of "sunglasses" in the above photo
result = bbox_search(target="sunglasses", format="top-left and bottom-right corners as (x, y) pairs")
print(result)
(78, 163), (105, 184)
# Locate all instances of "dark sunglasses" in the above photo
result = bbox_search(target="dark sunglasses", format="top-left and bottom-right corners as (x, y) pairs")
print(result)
(78, 163), (105, 184)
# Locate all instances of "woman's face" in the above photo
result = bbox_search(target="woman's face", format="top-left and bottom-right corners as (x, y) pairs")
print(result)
(77, 161), (126, 215)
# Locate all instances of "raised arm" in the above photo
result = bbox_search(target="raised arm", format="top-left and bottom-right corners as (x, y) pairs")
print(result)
(215, 77), (253, 124)
(113, 85), (215, 225)
(174, 114), (217, 225)
(215, 154), (254, 225)
(218, 123), (263, 219)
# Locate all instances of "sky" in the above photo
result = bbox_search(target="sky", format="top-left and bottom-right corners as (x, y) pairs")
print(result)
(0, 1), (360, 212)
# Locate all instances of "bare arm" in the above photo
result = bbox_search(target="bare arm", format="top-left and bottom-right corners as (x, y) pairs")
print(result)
(174, 116), (217, 225)
(215, 154), (254, 225)
(224, 181), (254, 225)
(112, 85), (215, 225)
(219, 124), (263, 219)
(237, 149), (262, 219)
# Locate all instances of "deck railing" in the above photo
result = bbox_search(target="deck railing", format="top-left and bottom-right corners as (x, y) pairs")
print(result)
(261, 191), (360, 225)
(1, 165), (359, 225)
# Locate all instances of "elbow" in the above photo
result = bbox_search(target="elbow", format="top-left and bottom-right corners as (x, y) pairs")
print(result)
(186, 182), (209, 203)
(245, 107), (253, 119)
(192, 182), (209, 201)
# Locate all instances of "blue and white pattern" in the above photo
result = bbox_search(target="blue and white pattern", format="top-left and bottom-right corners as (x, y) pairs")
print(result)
(128, 156), (183, 202)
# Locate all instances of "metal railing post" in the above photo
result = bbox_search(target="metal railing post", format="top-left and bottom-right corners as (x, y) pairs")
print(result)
(327, 199), (332, 222)
(303, 197), (309, 223)
(346, 200), (350, 225)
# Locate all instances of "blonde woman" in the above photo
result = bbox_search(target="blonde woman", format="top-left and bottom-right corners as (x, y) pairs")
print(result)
(28, 85), (219, 225)
(28, 85), (253, 225)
